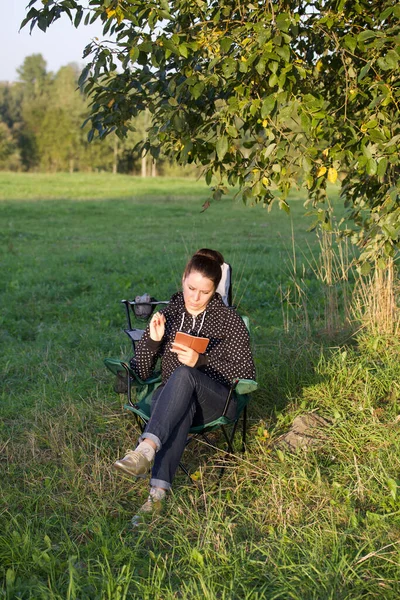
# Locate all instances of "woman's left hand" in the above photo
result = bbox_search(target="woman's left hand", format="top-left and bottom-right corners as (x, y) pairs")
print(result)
(171, 342), (199, 367)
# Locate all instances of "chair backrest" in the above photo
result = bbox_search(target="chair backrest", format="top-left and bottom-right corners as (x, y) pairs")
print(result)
(216, 262), (232, 306)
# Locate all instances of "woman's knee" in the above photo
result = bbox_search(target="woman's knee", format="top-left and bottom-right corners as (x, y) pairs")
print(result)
(168, 365), (196, 388)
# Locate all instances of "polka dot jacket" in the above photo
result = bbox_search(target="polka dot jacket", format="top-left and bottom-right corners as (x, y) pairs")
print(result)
(131, 292), (256, 388)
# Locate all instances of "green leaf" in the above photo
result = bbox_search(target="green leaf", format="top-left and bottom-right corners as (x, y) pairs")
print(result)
(129, 46), (139, 63)
(364, 119), (378, 129)
(261, 95), (276, 118)
(279, 200), (290, 214)
(358, 30), (378, 42)
(302, 157), (312, 173)
(377, 157), (388, 178)
(262, 143), (276, 160)
(276, 449), (285, 462)
(191, 548), (204, 568)
(212, 9), (221, 24)
(179, 44), (188, 58)
(6, 569), (16, 588)
(269, 61), (279, 74)
(275, 44), (290, 63)
(220, 37), (233, 53)
(387, 478), (397, 500)
(191, 82), (204, 99)
(250, 101), (259, 116)
(78, 63), (92, 89)
(173, 114), (184, 131)
(358, 62), (371, 82)
(360, 262), (371, 276)
(276, 13), (291, 32)
(366, 158), (377, 175)
(216, 136), (228, 161)
(379, 6), (393, 21)
(255, 59), (266, 75)
(222, 58), (236, 78)
(226, 125), (238, 138)
(268, 73), (278, 88)
(377, 258), (387, 270)
(367, 129), (386, 143)
(361, 145), (373, 160)
(252, 180), (262, 196)
(162, 39), (179, 54)
(74, 9), (83, 28)
(37, 14), (49, 32)
(383, 50), (399, 70)
(377, 56), (391, 71)
(382, 225), (399, 240)
(344, 35), (357, 53)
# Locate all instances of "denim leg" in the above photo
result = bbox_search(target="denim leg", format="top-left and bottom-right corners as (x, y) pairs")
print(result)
(150, 406), (196, 489)
(142, 366), (233, 487)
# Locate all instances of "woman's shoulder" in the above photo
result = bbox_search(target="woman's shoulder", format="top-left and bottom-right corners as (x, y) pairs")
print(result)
(164, 291), (184, 313)
(169, 291), (184, 304)
(216, 297), (250, 328)
(209, 295), (244, 323)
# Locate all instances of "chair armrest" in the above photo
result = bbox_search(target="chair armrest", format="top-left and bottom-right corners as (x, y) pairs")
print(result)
(235, 379), (258, 395)
(221, 378), (257, 418)
(119, 361), (162, 386)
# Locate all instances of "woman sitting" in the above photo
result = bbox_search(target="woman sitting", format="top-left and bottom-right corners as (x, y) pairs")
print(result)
(114, 249), (256, 514)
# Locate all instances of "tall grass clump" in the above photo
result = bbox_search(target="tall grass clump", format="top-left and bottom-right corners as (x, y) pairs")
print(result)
(352, 258), (399, 339)
(280, 226), (356, 340)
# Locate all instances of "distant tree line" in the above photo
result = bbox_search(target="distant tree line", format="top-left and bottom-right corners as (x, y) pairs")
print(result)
(0, 53), (191, 176)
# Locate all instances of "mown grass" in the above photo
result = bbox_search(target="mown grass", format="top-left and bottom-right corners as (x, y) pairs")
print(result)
(1, 173), (399, 599)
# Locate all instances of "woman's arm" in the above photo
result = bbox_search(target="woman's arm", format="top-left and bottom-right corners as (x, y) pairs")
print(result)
(201, 311), (256, 386)
(131, 312), (166, 380)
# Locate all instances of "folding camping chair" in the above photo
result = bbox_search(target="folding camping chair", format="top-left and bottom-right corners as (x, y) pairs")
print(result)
(104, 262), (257, 479)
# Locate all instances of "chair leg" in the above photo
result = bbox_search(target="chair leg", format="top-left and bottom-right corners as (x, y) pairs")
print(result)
(201, 432), (216, 448)
(218, 409), (248, 477)
(178, 461), (192, 478)
(220, 424), (236, 454)
(216, 421), (239, 478)
(242, 405), (247, 452)
(135, 415), (146, 433)
(180, 433), (215, 482)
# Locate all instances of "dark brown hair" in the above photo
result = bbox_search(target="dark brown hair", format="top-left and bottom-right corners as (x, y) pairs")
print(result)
(183, 248), (224, 289)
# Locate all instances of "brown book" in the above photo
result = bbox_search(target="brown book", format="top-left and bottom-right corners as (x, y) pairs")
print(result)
(172, 331), (209, 354)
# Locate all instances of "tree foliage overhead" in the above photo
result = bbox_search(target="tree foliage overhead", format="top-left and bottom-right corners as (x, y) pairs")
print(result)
(23, 0), (400, 262)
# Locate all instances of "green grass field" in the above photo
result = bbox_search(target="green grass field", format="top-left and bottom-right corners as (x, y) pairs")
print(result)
(1, 173), (399, 599)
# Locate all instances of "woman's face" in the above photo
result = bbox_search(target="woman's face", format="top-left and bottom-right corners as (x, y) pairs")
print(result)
(182, 270), (215, 315)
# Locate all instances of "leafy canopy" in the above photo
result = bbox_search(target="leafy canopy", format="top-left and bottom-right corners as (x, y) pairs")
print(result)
(23, 0), (400, 263)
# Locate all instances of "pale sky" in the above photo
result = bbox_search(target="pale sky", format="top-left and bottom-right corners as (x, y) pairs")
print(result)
(0, 2), (106, 82)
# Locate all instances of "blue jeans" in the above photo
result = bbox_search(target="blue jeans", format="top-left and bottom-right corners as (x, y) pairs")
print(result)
(140, 365), (236, 490)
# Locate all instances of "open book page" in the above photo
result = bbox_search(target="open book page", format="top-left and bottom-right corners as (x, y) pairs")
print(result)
(172, 331), (209, 354)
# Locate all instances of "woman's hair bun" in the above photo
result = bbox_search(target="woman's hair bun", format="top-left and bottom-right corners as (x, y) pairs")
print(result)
(194, 248), (224, 266)
(183, 248), (224, 289)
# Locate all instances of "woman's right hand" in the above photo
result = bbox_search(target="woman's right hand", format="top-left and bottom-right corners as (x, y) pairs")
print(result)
(149, 312), (166, 342)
